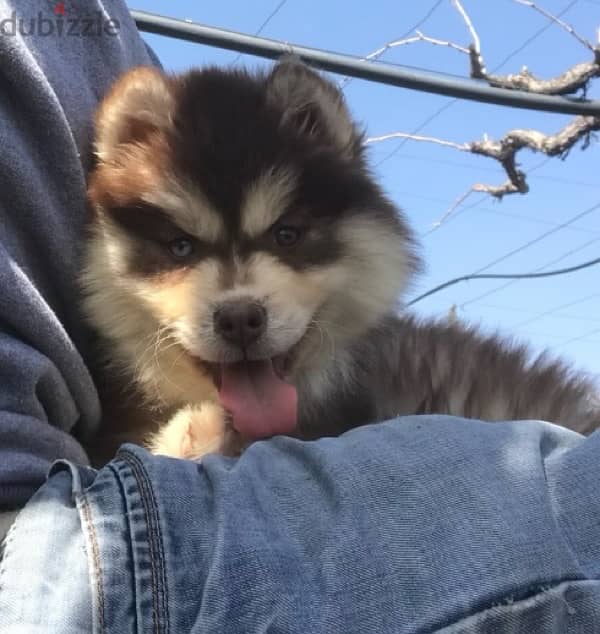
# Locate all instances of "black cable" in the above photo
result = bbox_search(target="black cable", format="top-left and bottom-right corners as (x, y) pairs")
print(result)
(130, 9), (600, 117)
(341, 0), (444, 88)
(459, 233), (600, 308)
(375, 1), (581, 168)
(407, 255), (600, 307)
(470, 201), (600, 276)
(493, 0), (579, 71)
(231, 0), (288, 66)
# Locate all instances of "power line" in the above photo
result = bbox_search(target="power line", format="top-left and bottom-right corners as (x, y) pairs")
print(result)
(469, 200), (600, 276)
(554, 326), (600, 348)
(385, 151), (600, 190)
(254, 0), (289, 35)
(420, 157), (552, 238)
(455, 206), (600, 235)
(459, 233), (600, 307)
(375, 0), (582, 169)
(130, 9), (600, 117)
(475, 302), (600, 324)
(509, 292), (600, 330)
(519, 329), (600, 341)
(396, 192), (600, 236)
(493, 0), (580, 70)
(341, 0), (444, 88)
(231, 0), (289, 66)
(407, 253), (600, 307)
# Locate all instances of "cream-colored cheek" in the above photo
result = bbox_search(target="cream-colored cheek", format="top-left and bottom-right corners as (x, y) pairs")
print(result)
(131, 264), (222, 407)
(138, 260), (221, 322)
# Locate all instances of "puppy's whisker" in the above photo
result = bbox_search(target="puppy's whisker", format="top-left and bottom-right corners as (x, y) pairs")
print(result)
(309, 319), (336, 358)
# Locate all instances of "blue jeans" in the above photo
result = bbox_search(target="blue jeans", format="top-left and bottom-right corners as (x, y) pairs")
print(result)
(1, 416), (600, 633)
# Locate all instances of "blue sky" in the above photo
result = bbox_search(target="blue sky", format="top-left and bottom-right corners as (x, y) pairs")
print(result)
(129, 0), (600, 379)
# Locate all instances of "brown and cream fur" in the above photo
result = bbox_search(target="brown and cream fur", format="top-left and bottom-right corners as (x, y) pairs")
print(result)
(81, 59), (599, 464)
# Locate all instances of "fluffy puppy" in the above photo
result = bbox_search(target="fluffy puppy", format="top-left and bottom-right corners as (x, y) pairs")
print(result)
(81, 59), (598, 463)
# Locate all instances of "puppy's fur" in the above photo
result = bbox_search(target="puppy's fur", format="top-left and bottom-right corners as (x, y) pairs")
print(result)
(81, 60), (599, 462)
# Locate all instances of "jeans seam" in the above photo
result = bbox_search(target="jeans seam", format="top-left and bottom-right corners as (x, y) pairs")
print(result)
(0, 509), (21, 593)
(118, 451), (170, 634)
(79, 489), (106, 634)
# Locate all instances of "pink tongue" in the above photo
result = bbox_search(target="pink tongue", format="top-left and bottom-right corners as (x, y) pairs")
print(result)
(218, 360), (298, 439)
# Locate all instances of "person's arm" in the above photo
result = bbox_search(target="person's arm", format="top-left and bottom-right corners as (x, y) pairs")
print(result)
(0, 0), (159, 530)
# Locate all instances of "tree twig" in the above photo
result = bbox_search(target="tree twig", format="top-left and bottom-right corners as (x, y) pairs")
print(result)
(368, 115), (600, 225)
(365, 0), (600, 226)
(513, 0), (595, 52)
(365, 132), (468, 151)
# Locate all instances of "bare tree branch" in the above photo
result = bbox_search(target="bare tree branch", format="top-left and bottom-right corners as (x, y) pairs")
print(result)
(365, 0), (600, 226)
(369, 115), (599, 205)
(365, 132), (468, 151)
(415, 30), (470, 55)
(338, 27), (469, 88)
(432, 190), (477, 230)
(466, 0), (600, 94)
(366, 32), (471, 58)
(513, 0), (595, 52)
(470, 51), (600, 94)
(452, 0), (481, 54)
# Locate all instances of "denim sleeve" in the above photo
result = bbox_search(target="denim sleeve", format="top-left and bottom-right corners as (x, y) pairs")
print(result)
(1, 416), (599, 633)
(0, 1), (159, 510)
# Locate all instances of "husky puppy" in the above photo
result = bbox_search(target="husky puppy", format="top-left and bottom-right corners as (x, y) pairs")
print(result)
(81, 59), (598, 463)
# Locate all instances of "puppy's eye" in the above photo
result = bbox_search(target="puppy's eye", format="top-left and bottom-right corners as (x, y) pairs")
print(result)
(168, 238), (195, 259)
(274, 226), (302, 248)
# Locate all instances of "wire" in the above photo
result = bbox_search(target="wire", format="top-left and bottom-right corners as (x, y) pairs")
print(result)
(461, 237), (600, 309)
(420, 157), (552, 238)
(341, 0), (444, 88)
(493, 0), (580, 71)
(411, 199), (600, 308)
(231, 0), (289, 66)
(375, 0), (581, 168)
(469, 200), (600, 276)
(407, 254), (600, 307)
(461, 233), (600, 308)
(254, 0), (289, 36)
(130, 9), (600, 117)
(475, 301), (600, 323)
(509, 292), (600, 330)
(554, 326), (600, 348)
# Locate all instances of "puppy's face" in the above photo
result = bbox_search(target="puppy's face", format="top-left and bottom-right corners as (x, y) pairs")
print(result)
(86, 61), (418, 404)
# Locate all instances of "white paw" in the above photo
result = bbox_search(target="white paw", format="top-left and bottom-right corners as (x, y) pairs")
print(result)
(148, 402), (232, 460)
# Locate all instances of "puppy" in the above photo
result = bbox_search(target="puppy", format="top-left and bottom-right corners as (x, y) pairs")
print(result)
(81, 59), (599, 463)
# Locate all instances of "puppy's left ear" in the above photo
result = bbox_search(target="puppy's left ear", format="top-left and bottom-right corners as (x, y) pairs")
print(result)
(266, 57), (360, 157)
(94, 66), (174, 163)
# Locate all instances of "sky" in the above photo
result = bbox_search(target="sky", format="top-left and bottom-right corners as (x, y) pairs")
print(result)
(129, 0), (600, 379)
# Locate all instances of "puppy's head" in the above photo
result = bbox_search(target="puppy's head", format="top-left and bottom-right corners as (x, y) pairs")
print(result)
(85, 59), (419, 436)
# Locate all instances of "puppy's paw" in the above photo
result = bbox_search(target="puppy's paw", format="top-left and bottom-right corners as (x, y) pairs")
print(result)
(148, 403), (245, 460)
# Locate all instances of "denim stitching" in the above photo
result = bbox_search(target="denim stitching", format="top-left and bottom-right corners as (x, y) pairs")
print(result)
(118, 451), (170, 634)
(108, 462), (140, 633)
(0, 510), (20, 593)
(80, 490), (106, 634)
(119, 455), (161, 633)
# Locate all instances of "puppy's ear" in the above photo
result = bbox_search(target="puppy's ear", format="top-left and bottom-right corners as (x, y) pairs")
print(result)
(266, 57), (358, 157)
(95, 66), (174, 162)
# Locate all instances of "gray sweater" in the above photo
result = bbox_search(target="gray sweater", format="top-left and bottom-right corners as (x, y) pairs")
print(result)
(0, 0), (158, 511)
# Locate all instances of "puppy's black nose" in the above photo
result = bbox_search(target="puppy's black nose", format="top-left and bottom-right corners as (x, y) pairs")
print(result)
(214, 301), (267, 348)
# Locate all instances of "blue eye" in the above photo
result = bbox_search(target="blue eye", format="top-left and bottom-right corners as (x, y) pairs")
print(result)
(168, 238), (194, 259)
(274, 226), (302, 247)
